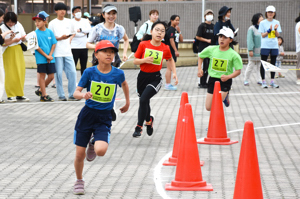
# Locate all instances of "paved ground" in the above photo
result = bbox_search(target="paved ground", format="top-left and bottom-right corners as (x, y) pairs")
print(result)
(0, 65), (300, 199)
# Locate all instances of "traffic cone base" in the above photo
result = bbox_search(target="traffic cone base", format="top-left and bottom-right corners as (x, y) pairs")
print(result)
(163, 157), (205, 166)
(165, 180), (213, 191)
(198, 137), (238, 145)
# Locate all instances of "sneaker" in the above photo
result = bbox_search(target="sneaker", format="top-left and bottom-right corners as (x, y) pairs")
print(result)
(297, 80), (300, 85)
(223, 93), (230, 107)
(35, 89), (42, 96)
(278, 74), (285, 78)
(145, 116), (154, 136)
(164, 84), (177, 91)
(58, 97), (67, 101)
(40, 95), (54, 102)
(261, 82), (268, 88)
(270, 82), (279, 88)
(73, 179), (85, 195)
(7, 97), (17, 103)
(0, 99), (5, 103)
(51, 84), (56, 88)
(132, 126), (143, 138)
(68, 96), (80, 101)
(257, 81), (262, 85)
(16, 96), (30, 102)
(86, 136), (96, 162)
(111, 108), (117, 121)
(244, 81), (249, 86)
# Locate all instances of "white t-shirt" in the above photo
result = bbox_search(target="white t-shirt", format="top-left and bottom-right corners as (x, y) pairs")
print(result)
(0, 22), (26, 52)
(70, 18), (91, 49)
(296, 22), (300, 53)
(48, 18), (74, 57)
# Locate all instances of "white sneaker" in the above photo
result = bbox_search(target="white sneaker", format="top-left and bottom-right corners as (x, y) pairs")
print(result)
(296, 80), (300, 85)
(16, 96), (30, 102)
(7, 97), (17, 102)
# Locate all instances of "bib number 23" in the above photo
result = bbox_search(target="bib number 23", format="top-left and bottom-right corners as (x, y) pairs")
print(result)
(212, 58), (228, 72)
(90, 81), (116, 103)
(144, 48), (163, 65)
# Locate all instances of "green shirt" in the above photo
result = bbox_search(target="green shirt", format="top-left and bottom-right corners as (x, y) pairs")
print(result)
(199, 45), (243, 79)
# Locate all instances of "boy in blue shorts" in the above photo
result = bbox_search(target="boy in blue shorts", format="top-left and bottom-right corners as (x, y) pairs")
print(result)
(72, 40), (130, 195)
(198, 27), (243, 111)
(33, 13), (57, 101)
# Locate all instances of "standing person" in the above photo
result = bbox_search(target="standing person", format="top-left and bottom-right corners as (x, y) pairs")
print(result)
(0, 12), (29, 102)
(48, 2), (78, 101)
(244, 13), (263, 86)
(87, 4), (129, 68)
(276, 36), (285, 78)
(33, 13), (56, 102)
(198, 27), (242, 111)
(135, 9), (159, 41)
(258, 5), (282, 88)
(72, 40), (130, 195)
(70, 6), (91, 75)
(214, 6), (236, 45)
(295, 14), (300, 85)
(83, 12), (92, 25)
(196, 9), (215, 88)
(164, 15), (183, 91)
(132, 21), (178, 137)
(0, 8), (14, 103)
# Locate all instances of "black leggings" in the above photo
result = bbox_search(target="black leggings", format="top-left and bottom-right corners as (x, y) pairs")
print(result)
(137, 86), (156, 126)
(72, 49), (88, 75)
(260, 55), (276, 80)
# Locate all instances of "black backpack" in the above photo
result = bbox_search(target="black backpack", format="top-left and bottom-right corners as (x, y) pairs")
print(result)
(130, 23), (149, 52)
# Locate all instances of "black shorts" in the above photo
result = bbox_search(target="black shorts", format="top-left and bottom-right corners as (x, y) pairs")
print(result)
(137, 70), (162, 96)
(37, 63), (56, 74)
(207, 77), (232, 94)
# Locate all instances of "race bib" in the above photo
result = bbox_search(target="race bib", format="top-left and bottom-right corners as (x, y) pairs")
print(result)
(90, 81), (116, 103)
(212, 58), (228, 72)
(268, 30), (276, 39)
(144, 48), (163, 65)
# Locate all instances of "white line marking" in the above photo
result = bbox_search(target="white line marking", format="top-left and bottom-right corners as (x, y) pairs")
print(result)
(156, 122), (300, 199)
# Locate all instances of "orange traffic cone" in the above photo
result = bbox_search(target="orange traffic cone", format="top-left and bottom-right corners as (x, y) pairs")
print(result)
(165, 103), (213, 191)
(198, 81), (238, 145)
(233, 121), (263, 199)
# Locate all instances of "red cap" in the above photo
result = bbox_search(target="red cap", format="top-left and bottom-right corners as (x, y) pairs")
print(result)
(32, 14), (46, 21)
(95, 40), (118, 53)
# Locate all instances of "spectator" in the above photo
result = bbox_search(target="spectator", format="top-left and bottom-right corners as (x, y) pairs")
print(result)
(135, 9), (159, 41)
(275, 36), (285, 78)
(48, 2), (78, 101)
(295, 14), (300, 85)
(0, 12), (29, 102)
(70, 6), (91, 75)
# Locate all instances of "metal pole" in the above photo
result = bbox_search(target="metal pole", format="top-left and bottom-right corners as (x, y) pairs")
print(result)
(202, 0), (205, 22)
(14, 0), (17, 14)
(70, 0), (74, 18)
(89, 0), (91, 15)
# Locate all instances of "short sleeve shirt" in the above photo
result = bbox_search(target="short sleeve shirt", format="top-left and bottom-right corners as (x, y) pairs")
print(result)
(78, 66), (125, 110)
(199, 45), (243, 78)
(196, 23), (214, 52)
(258, 19), (282, 49)
(87, 22), (125, 49)
(166, 26), (180, 53)
(134, 40), (172, 73)
(35, 28), (57, 64)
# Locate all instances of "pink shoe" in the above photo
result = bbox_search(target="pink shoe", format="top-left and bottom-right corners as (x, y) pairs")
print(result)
(73, 179), (85, 195)
(86, 136), (96, 162)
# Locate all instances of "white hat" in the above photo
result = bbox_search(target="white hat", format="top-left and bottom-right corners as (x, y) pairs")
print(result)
(217, 27), (234, 39)
(103, 5), (117, 13)
(266, 5), (276, 12)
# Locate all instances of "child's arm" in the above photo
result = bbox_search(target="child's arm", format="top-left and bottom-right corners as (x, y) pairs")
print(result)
(220, 69), (241, 82)
(122, 33), (129, 62)
(167, 57), (178, 85)
(46, 44), (56, 63)
(133, 56), (154, 65)
(73, 86), (93, 100)
(119, 80), (130, 113)
(37, 47), (52, 60)
(280, 46), (284, 56)
(169, 38), (179, 57)
(197, 57), (204, 77)
(86, 42), (96, 49)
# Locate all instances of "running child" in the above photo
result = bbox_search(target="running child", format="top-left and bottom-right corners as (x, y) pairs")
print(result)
(72, 40), (130, 195)
(133, 21), (178, 137)
(33, 13), (57, 102)
(164, 15), (183, 91)
(276, 36), (285, 78)
(198, 27), (243, 111)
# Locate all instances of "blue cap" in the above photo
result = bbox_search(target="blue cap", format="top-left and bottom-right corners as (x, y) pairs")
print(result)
(38, 11), (49, 18)
(32, 13), (46, 21)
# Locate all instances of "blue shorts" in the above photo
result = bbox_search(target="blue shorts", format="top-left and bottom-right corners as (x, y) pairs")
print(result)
(37, 63), (56, 74)
(74, 105), (112, 147)
(260, 48), (279, 56)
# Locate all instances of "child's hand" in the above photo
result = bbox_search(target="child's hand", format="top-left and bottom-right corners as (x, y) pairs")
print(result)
(47, 55), (53, 61)
(175, 51), (179, 57)
(220, 75), (229, 82)
(249, 51), (253, 57)
(120, 103), (129, 113)
(173, 74), (178, 85)
(122, 54), (128, 62)
(197, 69), (203, 77)
(274, 24), (279, 30)
(83, 92), (93, 100)
(144, 56), (154, 64)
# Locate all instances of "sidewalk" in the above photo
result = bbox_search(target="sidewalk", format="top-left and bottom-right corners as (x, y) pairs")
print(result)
(0, 65), (299, 199)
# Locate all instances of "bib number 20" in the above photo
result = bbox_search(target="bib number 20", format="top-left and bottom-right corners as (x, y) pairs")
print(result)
(91, 81), (116, 103)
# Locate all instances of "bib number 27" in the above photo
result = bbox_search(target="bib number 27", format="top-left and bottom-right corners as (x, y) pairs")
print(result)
(212, 58), (228, 72)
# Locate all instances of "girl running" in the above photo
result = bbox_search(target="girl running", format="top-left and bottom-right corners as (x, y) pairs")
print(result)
(198, 27), (243, 111)
(133, 21), (178, 137)
(165, 15), (183, 91)
(87, 4), (129, 68)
